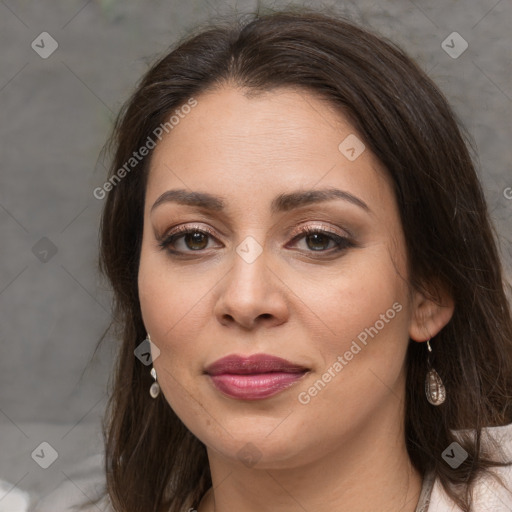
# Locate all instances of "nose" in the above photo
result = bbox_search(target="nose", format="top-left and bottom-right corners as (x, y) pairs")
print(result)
(213, 244), (289, 330)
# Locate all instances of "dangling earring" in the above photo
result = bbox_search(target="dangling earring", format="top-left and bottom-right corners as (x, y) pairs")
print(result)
(150, 366), (160, 398)
(146, 333), (160, 399)
(424, 339), (446, 406)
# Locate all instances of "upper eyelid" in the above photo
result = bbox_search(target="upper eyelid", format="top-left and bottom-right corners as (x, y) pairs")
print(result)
(158, 223), (350, 253)
(162, 222), (349, 241)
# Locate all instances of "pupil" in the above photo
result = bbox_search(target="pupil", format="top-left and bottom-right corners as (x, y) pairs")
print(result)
(307, 233), (328, 251)
(187, 232), (207, 250)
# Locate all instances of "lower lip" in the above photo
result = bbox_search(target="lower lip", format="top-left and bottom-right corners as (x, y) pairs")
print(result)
(208, 372), (308, 400)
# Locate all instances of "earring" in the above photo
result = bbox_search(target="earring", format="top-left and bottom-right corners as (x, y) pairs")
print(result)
(424, 339), (446, 406)
(146, 333), (160, 399)
(150, 366), (160, 398)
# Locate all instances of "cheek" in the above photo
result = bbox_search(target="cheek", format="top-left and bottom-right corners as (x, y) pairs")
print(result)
(138, 252), (211, 421)
(137, 249), (208, 380)
(301, 245), (409, 350)
(138, 238), (213, 332)
(294, 246), (411, 408)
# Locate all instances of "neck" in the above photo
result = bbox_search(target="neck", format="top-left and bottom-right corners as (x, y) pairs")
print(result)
(197, 404), (423, 512)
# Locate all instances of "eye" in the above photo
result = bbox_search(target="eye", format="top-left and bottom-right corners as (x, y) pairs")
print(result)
(157, 225), (220, 254)
(288, 225), (354, 254)
(157, 224), (354, 256)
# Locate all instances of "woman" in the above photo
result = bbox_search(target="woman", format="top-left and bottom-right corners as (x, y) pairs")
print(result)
(87, 8), (512, 512)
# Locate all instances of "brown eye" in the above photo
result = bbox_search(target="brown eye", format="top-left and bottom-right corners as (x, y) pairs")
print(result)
(157, 225), (354, 257)
(303, 232), (336, 251)
(289, 227), (354, 254)
(157, 226), (219, 254)
(181, 231), (209, 250)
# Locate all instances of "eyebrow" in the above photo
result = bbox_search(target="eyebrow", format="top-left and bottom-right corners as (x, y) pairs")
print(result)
(150, 187), (370, 214)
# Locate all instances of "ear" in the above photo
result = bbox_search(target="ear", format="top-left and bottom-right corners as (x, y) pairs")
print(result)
(409, 282), (455, 342)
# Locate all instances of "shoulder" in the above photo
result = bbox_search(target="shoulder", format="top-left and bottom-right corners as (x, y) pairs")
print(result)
(0, 479), (30, 511)
(428, 422), (512, 511)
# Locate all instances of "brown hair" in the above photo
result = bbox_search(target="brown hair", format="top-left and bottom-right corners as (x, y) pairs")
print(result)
(91, 7), (512, 512)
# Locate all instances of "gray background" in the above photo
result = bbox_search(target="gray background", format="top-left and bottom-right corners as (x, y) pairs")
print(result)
(1, 0), (511, 509)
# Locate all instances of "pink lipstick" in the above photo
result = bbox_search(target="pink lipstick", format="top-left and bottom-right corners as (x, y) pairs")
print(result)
(204, 354), (309, 400)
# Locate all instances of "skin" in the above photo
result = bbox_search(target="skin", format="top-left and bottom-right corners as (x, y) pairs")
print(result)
(138, 85), (454, 512)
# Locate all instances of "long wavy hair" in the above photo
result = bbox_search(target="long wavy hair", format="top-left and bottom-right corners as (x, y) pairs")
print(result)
(90, 8), (512, 512)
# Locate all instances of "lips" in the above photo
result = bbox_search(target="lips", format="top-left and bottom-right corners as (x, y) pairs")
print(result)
(204, 354), (310, 400)
(204, 354), (309, 376)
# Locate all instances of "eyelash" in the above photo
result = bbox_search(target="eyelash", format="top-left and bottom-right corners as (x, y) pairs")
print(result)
(157, 224), (354, 256)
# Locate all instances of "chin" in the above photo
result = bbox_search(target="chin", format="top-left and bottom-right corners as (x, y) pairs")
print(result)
(198, 427), (316, 469)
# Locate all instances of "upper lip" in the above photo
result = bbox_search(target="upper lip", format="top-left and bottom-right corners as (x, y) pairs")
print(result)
(204, 354), (309, 376)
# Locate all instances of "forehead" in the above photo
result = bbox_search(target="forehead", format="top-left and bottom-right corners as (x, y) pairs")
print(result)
(146, 85), (391, 215)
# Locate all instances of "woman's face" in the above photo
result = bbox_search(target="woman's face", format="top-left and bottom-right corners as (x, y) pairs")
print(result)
(138, 85), (425, 468)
